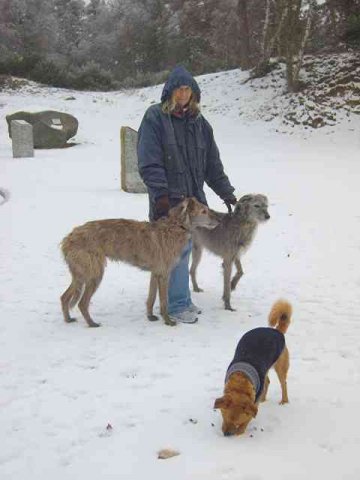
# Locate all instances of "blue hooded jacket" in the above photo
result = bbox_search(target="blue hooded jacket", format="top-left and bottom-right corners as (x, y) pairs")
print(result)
(137, 66), (235, 220)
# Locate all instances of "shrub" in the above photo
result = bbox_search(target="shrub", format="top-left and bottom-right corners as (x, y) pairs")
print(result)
(68, 61), (120, 91)
(343, 14), (360, 46)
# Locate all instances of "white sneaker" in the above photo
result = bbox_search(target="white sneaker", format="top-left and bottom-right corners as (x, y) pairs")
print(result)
(188, 303), (202, 314)
(169, 310), (199, 324)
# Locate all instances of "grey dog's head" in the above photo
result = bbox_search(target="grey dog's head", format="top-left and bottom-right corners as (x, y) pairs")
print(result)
(233, 194), (270, 223)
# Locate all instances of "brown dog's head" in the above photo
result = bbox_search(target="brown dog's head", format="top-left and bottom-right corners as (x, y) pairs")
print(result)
(214, 394), (258, 436)
(170, 197), (219, 230)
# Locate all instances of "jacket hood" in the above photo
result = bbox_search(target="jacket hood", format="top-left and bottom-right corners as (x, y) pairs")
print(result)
(161, 66), (201, 103)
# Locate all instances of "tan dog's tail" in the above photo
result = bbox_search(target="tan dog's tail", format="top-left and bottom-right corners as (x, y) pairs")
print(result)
(268, 300), (292, 334)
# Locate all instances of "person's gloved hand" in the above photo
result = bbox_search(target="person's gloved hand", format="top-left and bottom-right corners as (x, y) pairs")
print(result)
(155, 194), (170, 219)
(224, 194), (237, 214)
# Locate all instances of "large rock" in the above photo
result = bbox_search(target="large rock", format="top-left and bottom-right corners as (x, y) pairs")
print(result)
(120, 126), (147, 193)
(6, 110), (78, 148)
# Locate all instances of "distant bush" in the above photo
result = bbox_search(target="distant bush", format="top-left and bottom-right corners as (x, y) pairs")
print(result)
(343, 14), (360, 46)
(68, 61), (120, 91)
(120, 70), (170, 89)
(30, 59), (68, 87)
(0, 50), (38, 77)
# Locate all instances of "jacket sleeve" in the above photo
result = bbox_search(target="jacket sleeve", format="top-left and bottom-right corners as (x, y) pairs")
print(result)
(137, 107), (168, 200)
(202, 118), (235, 200)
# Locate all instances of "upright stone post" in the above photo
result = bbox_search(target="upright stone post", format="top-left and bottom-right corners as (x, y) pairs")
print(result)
(120, 126), (147, 193)
(11, 120), (34, 158)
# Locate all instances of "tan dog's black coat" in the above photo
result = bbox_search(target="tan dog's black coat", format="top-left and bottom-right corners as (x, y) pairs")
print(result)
(214, 300), (292, 436)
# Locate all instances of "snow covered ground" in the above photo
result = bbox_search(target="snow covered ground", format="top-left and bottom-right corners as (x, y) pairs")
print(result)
(1, 70), (360, 480)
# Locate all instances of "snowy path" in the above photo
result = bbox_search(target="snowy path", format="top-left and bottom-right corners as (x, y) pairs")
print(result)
(1, 76), (360, 479)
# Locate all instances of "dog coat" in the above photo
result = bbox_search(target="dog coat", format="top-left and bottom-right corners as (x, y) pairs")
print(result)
(225, 327), (285, 402)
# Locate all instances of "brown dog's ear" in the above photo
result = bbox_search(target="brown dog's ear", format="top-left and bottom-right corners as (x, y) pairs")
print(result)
(180, 198), (190, 212)
(214, 396), (233, 410)
(185, 197), (197, 213)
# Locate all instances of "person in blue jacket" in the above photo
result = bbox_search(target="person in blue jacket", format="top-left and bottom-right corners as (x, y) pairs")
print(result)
(137, 65), (236, 324)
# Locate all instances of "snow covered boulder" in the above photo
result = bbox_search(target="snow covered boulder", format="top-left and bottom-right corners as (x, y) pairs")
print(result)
(6, 110), (78, 148)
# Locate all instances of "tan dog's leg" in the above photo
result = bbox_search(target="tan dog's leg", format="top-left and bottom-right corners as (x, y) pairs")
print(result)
(274, 347), (290, 404)
(78, 277), (102, 328)
(222, 258), (235, 311)
(147, 273), (159, 321)
(230, 256), (243, 291)
(190, 241), (203, 292)
(158, 275), (176, 326)
(259, 375), (270, 403)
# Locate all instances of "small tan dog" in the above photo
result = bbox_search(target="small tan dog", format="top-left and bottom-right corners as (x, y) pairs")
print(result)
(60, 198), (218, 327)
(214, 300), (292, 436)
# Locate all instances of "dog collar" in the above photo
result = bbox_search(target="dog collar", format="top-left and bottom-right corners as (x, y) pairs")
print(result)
(225, 362), (260, 396)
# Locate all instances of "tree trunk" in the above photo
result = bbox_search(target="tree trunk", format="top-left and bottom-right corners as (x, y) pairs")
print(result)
(237, 0), (252, 69)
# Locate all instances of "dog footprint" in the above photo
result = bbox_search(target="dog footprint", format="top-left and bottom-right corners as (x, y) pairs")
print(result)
(318, 442), (334, 453)
(218, 467), (235, 479)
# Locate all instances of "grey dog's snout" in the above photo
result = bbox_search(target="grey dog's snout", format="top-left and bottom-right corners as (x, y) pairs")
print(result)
(265, 213), (270, 220)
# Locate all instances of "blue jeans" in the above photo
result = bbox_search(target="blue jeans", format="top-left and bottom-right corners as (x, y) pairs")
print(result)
(168, 240), (192, 315)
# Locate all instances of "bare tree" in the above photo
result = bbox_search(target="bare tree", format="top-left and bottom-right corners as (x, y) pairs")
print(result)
(280, 0), (314, 92)
(237, 0), (252, 68)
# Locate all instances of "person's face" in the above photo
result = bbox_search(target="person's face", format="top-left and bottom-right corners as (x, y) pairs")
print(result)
(172, 85), (192, 107)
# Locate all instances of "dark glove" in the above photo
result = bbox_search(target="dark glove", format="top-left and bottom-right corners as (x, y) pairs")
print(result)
(224, 194), (237, 214)
(155, 194), (170, 219)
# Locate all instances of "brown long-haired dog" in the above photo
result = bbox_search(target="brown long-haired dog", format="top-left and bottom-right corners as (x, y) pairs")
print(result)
(60, 198), (218, 328)
(214, 300), (292, 436)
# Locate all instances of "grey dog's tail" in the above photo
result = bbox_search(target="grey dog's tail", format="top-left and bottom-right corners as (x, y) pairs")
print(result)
(268, 300), (292, 334)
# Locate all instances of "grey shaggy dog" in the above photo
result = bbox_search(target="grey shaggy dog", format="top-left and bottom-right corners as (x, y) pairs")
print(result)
(190, 194), (270, 311)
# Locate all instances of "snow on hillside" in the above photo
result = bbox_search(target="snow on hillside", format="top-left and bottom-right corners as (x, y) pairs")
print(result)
(1, 65), (360, 480)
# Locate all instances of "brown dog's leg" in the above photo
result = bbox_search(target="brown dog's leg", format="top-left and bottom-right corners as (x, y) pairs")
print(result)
(222, 259), (235, 311)
(259, 375), (270, 402)
(230, 256), (243, 291)
(158, 275), (176, 326)
(274, 347), (290, 404)
(78, 277), (102, 328)
(190, 241), (204, 292)
(147, 273), (159, 321)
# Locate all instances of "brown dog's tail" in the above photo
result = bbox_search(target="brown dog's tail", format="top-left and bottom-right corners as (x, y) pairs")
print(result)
(268, 300), (292, 334)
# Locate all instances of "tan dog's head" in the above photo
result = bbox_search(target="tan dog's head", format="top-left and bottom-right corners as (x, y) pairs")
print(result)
(214, 373), (258, 436)
(214, 395), (258, 436)
(169, 197), (219, 230)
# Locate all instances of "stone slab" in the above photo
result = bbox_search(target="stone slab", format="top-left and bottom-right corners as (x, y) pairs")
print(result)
(120, 126), (147, 193)
(11, 120), (34, 158)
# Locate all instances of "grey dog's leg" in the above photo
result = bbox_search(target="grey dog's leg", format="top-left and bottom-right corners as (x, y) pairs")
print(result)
(147, 273), (159, 321)
(231, 256), (244, 291)
(190, 241), (204, 292)
(222, 259), (235, 311)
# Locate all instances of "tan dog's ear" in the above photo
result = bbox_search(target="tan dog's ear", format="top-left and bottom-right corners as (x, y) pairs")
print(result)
(242, 401), (258, 418)
(214, 396), (233, 410)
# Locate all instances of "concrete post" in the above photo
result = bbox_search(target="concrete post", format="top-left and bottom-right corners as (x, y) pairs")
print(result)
(120, 126), (147, 193)
(11, 120), (34, 158)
